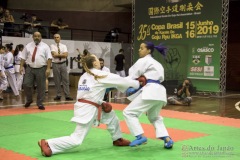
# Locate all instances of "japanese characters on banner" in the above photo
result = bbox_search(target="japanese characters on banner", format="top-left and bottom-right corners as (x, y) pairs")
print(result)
(134, 0), (222, 91)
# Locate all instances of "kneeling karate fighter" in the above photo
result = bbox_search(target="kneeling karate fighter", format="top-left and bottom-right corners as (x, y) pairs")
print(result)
(38, 53), (140, 157)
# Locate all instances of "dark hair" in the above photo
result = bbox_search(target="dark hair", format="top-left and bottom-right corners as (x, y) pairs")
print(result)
(99, 58), (104, 62)
(145, 41), (167, 57)
(185, 78), (192, 84)
(58, 18), (63, 22)
(83, 49), (89, 56)
(0, 45), (5, 50)
(119, 49), (124, 53)
(13, 44), (24, 56)
(5, 43), (13, 51)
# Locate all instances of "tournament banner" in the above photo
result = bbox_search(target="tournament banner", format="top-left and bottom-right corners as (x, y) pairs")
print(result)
(134, 0), (222, 92)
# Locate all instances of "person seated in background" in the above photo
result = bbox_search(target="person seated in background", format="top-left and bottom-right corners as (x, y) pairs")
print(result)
(23, 14), (41, 38)
(0, 9), (15, 36)
(50, 18), (68, 36)
(167, 78), (194, 106)
(0, 6), (4, 19)
(104, 28), (121, 42)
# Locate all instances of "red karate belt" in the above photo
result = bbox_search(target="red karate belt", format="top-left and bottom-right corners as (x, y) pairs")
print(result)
(78, 99), (102, 121)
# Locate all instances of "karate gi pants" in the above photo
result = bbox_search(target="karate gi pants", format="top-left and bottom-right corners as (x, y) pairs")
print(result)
(123, 93), (169, 138)
(47, 110), (122, 154)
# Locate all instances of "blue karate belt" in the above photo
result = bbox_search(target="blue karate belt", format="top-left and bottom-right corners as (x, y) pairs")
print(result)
(5, 65), (14, 69)
(147, 79), (160, 84)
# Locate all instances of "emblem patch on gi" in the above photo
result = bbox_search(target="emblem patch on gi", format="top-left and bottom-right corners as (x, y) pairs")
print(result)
(78, 79), (90, 91)
(82, 79), (87, 84)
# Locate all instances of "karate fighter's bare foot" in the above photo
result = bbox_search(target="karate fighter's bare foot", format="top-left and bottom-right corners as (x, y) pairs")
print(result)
(113, 138), (131, 146)
(38, 139), (52, 157)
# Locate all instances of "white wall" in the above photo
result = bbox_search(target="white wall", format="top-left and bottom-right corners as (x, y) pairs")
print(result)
(2, 36), (131, 76)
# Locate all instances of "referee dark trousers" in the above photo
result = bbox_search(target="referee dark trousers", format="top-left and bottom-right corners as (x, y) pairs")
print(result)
(52, 61), (71, 98)
(23, 65), (47, 106)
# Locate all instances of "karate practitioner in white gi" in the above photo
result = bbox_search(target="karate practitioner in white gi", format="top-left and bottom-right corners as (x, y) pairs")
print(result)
(3, 43), (19, 96)
(38, 53), (140, 157)
(13, 44), (24, 91)
(123, 41), (174, 148)
(0, 45), (8, 100)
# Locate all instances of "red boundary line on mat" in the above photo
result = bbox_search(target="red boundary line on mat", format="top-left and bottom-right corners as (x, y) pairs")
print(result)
(0, 103), (240, 128)
(0, 148), (37, 160)
(98, 121), (208, 142)
(113, 103), (240, 128)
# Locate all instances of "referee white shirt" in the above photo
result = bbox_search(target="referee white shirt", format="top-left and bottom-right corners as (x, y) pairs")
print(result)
(50, 43), (67, 63)
(20, 41), (52, 68)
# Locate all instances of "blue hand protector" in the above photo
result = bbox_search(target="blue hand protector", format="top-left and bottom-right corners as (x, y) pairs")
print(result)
(126, 87), (139, 96)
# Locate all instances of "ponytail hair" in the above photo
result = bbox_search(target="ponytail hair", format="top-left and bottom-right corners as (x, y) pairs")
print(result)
(5, 43), (13, 51)
(80, 54), (107, 80)
(145, 41), (167, 58)
(13, 44), (24, 56)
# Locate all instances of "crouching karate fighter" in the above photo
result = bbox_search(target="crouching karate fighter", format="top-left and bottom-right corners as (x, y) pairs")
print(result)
(38, 53), (140, 157)
(124, 41), (174, 148)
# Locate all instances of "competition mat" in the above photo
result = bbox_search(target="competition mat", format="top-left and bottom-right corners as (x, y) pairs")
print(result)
(0, 103), (239, 160)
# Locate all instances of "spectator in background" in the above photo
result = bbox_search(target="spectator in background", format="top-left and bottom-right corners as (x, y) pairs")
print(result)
(99, 58), (110, 72)
(114, 49), (125, 77)
(104, 28), (121, 42)
(23, 14), (41, 38)
(114, 49), (126, 99)
(167, 78), (194, 106)
(99, 58), (112, 102)
(50, 18), (68, 37)
(1, 9), (14, 36)
(0, 6), (4, 19)
(50, 34), (73, 101)
(13, 44), (24, 91)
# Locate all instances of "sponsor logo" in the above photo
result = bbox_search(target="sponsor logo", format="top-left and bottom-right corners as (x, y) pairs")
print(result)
(197, 47), (214, 53)
(78, 85), (90, 91)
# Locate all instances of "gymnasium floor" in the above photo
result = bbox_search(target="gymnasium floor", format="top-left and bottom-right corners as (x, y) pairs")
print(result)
(0, 86), (239, 160)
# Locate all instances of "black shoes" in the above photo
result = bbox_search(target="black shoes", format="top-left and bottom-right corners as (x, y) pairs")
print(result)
(24, 100), (45, 110)
(54, 96), (61, 100)
(65, 97), (73, 101)
(38, 105), (45, 110)
(25, 100), (33, 108)
(54, 96), (73, 101)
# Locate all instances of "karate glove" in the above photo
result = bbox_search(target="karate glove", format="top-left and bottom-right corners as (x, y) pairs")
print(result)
(126, 75), (147, 97)
(126, 87), (139, 96)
